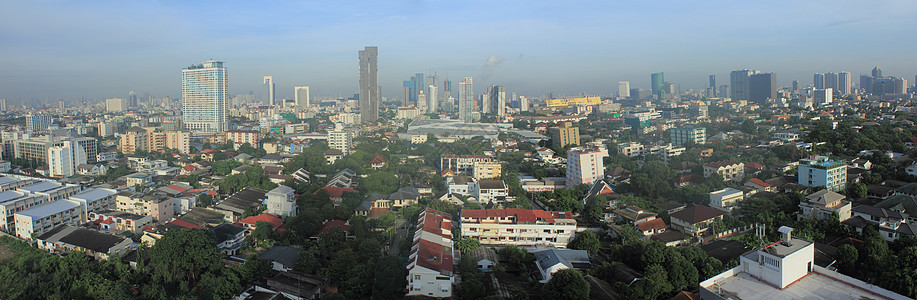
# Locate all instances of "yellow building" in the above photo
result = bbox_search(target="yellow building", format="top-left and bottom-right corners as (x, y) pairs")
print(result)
(473, 162), (502, 180)
(118, 127), (148, 155)
(545, 96), (600, 108)
(548, 122), (580, 148)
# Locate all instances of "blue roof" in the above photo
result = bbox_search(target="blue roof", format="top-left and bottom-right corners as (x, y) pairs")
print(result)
(0, 176), (18, 185)
(16, 200), (81, 219)
(19, 181), (62, 193)
(70, 188), (116, 203)
(0, 191), (26, 205)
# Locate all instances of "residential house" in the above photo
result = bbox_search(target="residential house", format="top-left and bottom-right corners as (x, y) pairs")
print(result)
(709, 188), (744, 212)
(799, 190), (852, 221)
(236, 213), (285, 234)
(636, 218), (667, 236)
(703, 161), (745, 182)
(745, 178), (774, 192)
(533, 249), (591, 283)
(406, 209), (454, 298)
(460, 208), (577, 248)
(613, 206), (658, 225)
(265, 185), (297, 217)
(76, 164), (107, 176)
(210, 223), (246, 255)
(258, 246), (301, 272)
(213, 188), (268, 222)
(89, 209), (153, 233)
(843, 205), (917, 242)
(669, 205), (727, 237)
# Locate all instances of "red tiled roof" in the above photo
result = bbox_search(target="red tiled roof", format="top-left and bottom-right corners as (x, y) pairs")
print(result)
(319, 186), (359, 198)
(745, 162), (765, 169)
(747, 178), (771, 187)
(311, 220), (351, 238)
(441, 154), (490, 158)
(166, 184), (189, 193)
(419, 209), (453, 238)
(704, 160), (741, 168)
(236, 213), (284, 230)
(414, 238), (454, 274)
(370, 155), (386, 164)
(636, 218), (667, 232)
(460, 208), (573, 224)
(669, 205), (726, 224)
(182, 165), (198, 171)
(171, 219), (204, 229)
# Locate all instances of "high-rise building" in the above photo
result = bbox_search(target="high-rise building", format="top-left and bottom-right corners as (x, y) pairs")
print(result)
(618, 81), (630, 98)
(519, 96), (529, 112)
(48, 141), (86, 178)
(813, 73), (826, 89)
(872, 66), (882, 78)
(837, 71), (851, 95)
(413, 73), (424, 106)
(443, 79), (453, 112)
(489, 85), (505, 117)
(671, 126), (706, 146)
(402, 80), (414, 107)
(128, 91), (137, 108)
(165, 131), (191, 154)
(294, 86), (310, 108)
(860, 74), (874, 94)
(730, 69), (759, 100)
(825, 72), (839, 91)
(709, 75), (717, 97)
(748, 73), (776, 104)
(719, 85), (729, 99)
(814, 88), (833, 107)
(182, 60), (229, 133)
(459, 77), (473, 123)
(328, 126), (354, 154)
(25, 113), (51, 133)
(106, 98), (128, 112)
(427, 85), (438, 113)
(566, 147), (605, 186)
(651, 72), (665, 100)
(792, 80), (800, 91)
(358, 46), (379, 124)
(549, 122), (580, 149)
(263, 76), (275, 106)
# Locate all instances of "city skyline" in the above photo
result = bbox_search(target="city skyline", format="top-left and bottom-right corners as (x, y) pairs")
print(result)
(2, 1), (917, 102)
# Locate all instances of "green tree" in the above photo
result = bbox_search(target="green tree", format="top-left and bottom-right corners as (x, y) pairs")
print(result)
(148, 228), (222, 294)
(847, 182), (867, 199)
(568, 230), (600, 255)
(543, 269), (589, 300)
(632, 264), (674, 300)
(454, 237), (481, 255)
(837, 244), (858, 272)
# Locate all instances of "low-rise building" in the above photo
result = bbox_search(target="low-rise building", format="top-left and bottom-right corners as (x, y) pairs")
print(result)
(472, 162), (502, 180)
(440, 155), (493, 175)
(533, 249), (591, 283)
(797, 156), (847, 192)
(406, 209), (454, 298)
(669, 205), (727, 238)
(69, 188), (118, 223)
(473, 180), (507, 205)
(35, 225), (132, 261)
(704, 160), (745, 182)
(798, 190), (851, 221)
(14, 199), (84, 239)
(89, 209), (152, 233)
(460, 208), (577, 248)
(709, 188), (744, 212)
(210, 223), (246, 255)
(265, 185), (297, 217)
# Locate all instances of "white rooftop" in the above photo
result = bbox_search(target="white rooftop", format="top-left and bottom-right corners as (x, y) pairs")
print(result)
(708, 271), (907, 300)
(19, 181), (62, 193)
(0, 190), (26, 205)
(0, 176), (18, 185)
(15, 200), (81, 219)
(69, 188), (116, 203)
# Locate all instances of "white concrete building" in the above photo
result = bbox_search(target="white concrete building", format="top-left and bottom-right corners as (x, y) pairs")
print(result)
(617, 142), (645, 157)
(704, 160), (745, 182)
(440, 155), (493, 174)
(798, 156), (847, 192)
(799, 190), (851, 221)
(48, 141), (87, 178)
(266, 185), (297, 217)
(182, 60), (229, 133)
(566, 147), (605, 186)
(472, 180), (507, 205)
(709, 188), (744, 211)
(68, 188), (118, 223)
(406, 209), (454, 298)
(460, 208), (577, 248)
(14, 199), (84, 239)
(327, 126), (354, 155)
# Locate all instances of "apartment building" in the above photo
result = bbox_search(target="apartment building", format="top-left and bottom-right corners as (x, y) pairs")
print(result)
(618, 142), (645, 158)
(88, 209), (153, 233)
(709, 188), (744, 212)
(14, 199), (84, 239)
(472, 162), (502, 180)
(226, 130), (262, 146)
(115, 192), (174, 222)
(703, 160), (745, 182)
(460, 208), (577, 248)
(327, 127), (354, 155)
(473, 180), (508, 205)
(671, 126), (706, 146)
(798, 156), (847, 192)
(548, 122), (580, 148)
(440, 155), (493, 174)
(68, 188), (118, 223)
(406, 209), (454, 298)
(165, 131), (191, 154)
(566, 147), (605, 186)
(120, 127), (191, 154)
(14, 134), (98, 164)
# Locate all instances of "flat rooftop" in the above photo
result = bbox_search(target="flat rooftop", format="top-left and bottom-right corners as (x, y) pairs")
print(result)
(19, 181), (63, 193)
(0, 190), (26, 205)
(70, 188), (116, 203)
(0, 176), (19, 185)
(16, 200), (80, 219)
(754, 238), (812, 258)
(708, 271), (904, 300)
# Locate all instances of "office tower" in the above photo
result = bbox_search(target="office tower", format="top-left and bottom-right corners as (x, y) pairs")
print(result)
(519, 96), (529, 112)
(106, 98), (128, 112)
(48, 141), (87, 178)
(459, 77), (473, 123)
(825, 72), (839, 91)
(730, 69), (759, 100)
(837, 71), (851, 95)
(294, 86), (310, 108)
(792, 80), (800, 91)
(489, 85), (505, 117)
(413, 73), (424, 106)
(872, 66), (882, 78)
(358, 46), (379, 124)
(0, 99), (6, 111)
(749, 73), (777, 104)
(25, 113), (51, 132)
(427, 85), (438, 113)
(480, 93), (491, 114)
(402, 80), (414, 106)
(128, 91), (137, 108)
(709, 75), (717, 97)
(417, 91), (427, 112)
(262, 76), (275, 106)
(814, 88), (833, 107)
(813, 73), (825, 89)
(651, 72), (665, 100)
(719, 85), (728, 99)
(618, 81), (630, 98)
(181, 60), (229, 133)
(860, 74), (874, 94)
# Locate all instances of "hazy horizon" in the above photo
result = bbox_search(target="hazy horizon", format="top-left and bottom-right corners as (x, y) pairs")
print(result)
(2, 0), (916, 103)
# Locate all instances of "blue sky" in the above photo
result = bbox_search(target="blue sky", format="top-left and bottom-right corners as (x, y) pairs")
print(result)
(2, 0), (916, 103)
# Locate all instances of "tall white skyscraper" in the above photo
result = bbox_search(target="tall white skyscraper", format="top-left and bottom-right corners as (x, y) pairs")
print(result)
(838, 71), (851, 95)
(359, 46), (379, 124)
(182, 60), (229, 133)
(294, 86), (310, 108)
(427, 84), (438, 113)
(519, 96), (529, 112)
(618, 81), (630, 98)
(263, 76), (275, 106)
(489, 85), (505, 117)
(48, 141), (86, 178)
(459, 77), (473, 123)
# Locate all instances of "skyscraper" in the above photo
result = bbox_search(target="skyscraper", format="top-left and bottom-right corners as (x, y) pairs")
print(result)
(651, 72), (665, 100)
(459, 77), (473, 123)
(825, 72), (839, 91)
(709, 75), (717, 97)
(618, 81), (630, 98)
(294, 86), (310, 108)
(263, 76), (275, 106)
(359, 46), (379, 124)
(872, 66), (882, 78)
(792, 80), (800, 91)
(838, 71), (851, 95)
(730, 69), (759, 100)
(427, 85), (438, 113)
(413, 73), (424, 106)
(402, 80), (414, 107)
(489, 85), (505, 117)
(182, 60), (229, 133)
(813, 73), (825, 89)
(748, 73), (776, 104)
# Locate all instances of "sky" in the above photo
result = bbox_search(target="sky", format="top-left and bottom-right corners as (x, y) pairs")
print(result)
(2, 0), (917, 104)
